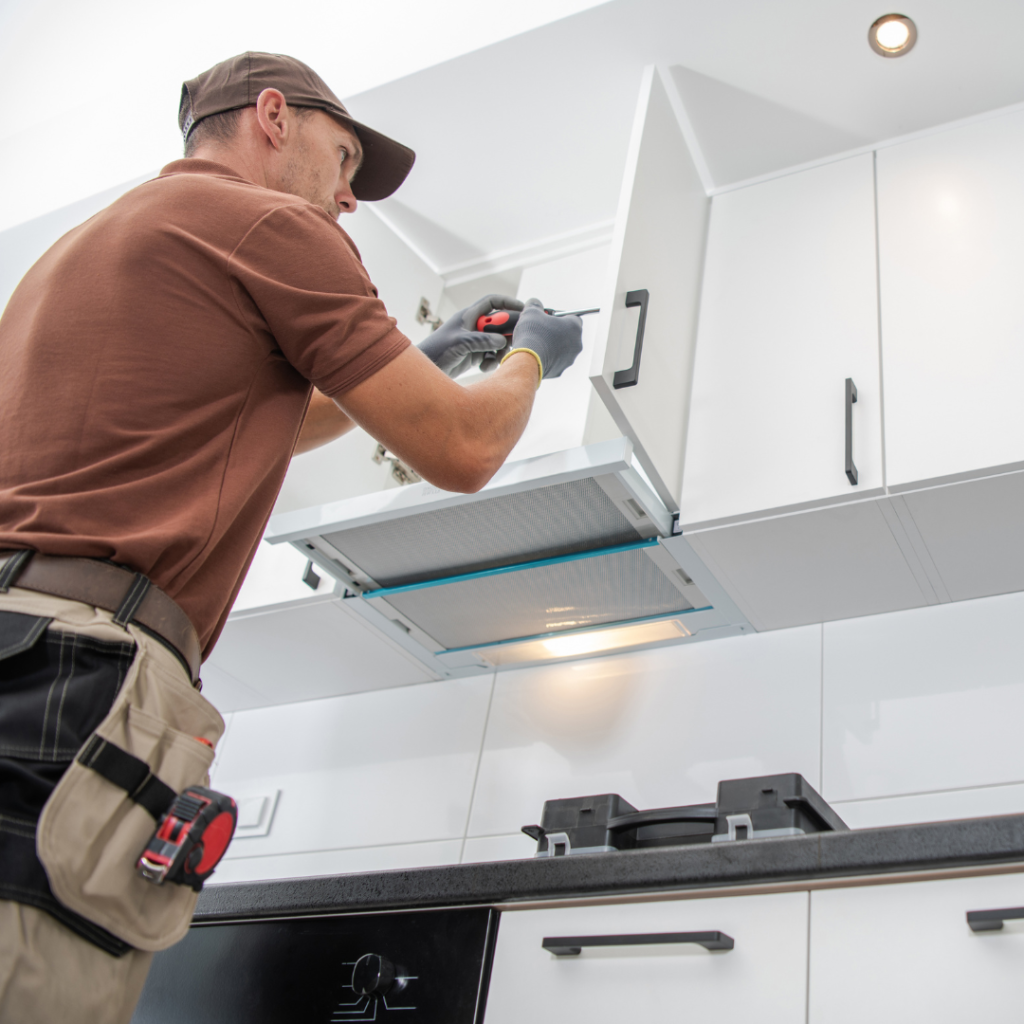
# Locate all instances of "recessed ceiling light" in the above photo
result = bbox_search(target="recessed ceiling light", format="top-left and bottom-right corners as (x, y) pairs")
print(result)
(869, 14), (917, 57)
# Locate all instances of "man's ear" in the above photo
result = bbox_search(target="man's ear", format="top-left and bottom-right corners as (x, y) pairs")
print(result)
(255, 88), (290, 151)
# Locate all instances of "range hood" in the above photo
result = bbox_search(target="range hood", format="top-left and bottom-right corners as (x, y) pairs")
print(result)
(267, 439), (751, 676)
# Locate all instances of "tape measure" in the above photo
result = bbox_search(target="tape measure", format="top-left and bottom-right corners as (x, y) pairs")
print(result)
(137, 786), (238, 891)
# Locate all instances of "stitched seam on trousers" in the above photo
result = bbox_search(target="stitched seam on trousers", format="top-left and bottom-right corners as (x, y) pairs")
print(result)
(50, 631), (78, 760)
(38, 632), (66, 759)
(0, 744), (76, 758)
(116, 639), (134, 695)
(0, 815), (37, 839)
(42, 634), (136, 658)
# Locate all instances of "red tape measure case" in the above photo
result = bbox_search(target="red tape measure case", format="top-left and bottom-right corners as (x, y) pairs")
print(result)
(137, 787), (238, 891)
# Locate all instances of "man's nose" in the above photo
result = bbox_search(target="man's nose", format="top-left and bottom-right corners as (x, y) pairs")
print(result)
(335, 178), (357, 214)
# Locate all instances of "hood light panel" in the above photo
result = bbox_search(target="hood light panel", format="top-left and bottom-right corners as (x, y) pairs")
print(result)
(470, 618), (691, 667)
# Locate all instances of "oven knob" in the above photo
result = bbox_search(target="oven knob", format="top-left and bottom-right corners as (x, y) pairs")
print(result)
(352, 953), (396, 996)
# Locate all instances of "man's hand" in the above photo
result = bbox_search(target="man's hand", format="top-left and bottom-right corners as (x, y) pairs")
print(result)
(502, 298), (584, 381)
(417, 294), (523, 378)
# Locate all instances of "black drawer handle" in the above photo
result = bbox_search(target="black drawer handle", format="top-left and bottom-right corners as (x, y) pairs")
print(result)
(967, 907), (1024, 932)
(543, 931), (734, 956)
(612, 289), (649, 390)
(845, 378), (859, 486)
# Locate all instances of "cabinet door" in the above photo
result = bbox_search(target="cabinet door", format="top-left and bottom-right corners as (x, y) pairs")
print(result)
(680, 153), (883, 528)
(878, 109), (1024, 488)
(809, 873), (1024, 1022)
(485, 891), (809, 1023)
(590, 65), (710, 514)
(507, 245), (611, 462)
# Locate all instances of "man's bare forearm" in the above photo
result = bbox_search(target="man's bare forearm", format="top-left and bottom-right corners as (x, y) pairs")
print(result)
(419, 351), (538, 490)
(339, 347), (538, 492)
(294, 388), (355, 455)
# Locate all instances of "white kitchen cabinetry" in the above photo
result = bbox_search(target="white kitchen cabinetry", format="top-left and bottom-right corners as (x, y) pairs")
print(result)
(674, 153), (932, 631)
(871, 110), (1024, 605)
(681, 154), (882, 526)
(809, 873), (1024, 1022)
(503, 245), (614, 463)
(485, 891), (808, 1023)
(877, 108), (1024, 489)
(682, 500), (928, 631)
(590, 65), (710, 513)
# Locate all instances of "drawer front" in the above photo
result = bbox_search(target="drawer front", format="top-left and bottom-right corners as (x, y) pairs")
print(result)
(485, 891), (809, 1023)
(809, 872), (1024, 1022)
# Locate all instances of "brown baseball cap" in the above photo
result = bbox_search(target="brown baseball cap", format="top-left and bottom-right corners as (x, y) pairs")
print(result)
(178, 51), (415, 201)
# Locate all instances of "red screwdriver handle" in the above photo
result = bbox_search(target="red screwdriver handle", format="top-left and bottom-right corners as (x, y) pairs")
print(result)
(476, 310), (520, 335)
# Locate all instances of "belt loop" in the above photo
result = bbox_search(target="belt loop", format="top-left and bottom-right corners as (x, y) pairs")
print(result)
(0, 549), (33, 594)
(112, 572), (152, 627)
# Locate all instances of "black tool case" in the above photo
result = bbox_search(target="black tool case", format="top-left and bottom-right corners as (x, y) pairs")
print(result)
(522, 773), (848, 856)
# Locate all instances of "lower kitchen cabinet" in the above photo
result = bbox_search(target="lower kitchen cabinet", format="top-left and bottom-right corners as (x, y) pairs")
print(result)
(808, 872), (1024, 1022)
(485, 891), (809, 1022)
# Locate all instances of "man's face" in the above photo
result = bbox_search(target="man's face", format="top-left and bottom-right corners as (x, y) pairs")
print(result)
(277, 109), (363, 219)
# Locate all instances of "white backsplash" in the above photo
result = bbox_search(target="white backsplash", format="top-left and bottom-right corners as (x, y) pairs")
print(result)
(206, 587), (1024, 883)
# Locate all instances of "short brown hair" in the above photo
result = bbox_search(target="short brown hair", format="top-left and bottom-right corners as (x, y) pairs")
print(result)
(182, 103), (319, 158)
(183, 108), (244, 157)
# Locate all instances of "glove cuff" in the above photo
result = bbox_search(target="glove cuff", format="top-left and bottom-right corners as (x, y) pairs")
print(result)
(500, 347), (544, 388)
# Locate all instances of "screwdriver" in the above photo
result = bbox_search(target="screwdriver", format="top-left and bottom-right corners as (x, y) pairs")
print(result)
(476, 306), (600, 337)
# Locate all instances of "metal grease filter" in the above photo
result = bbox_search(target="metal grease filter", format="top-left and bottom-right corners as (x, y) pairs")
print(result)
(378, 547), (692, 649)
(325, 477), (640, 587)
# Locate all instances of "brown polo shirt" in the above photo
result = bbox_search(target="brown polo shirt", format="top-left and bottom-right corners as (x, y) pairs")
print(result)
(0, 159), (409, 656)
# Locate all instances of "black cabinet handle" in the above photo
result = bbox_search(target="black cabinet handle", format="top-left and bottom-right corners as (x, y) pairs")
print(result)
(612, 289), (649, 390)
(543, 931), (734, 956)
(967, 907), (1024, 932)
(845, 377), (859, 486)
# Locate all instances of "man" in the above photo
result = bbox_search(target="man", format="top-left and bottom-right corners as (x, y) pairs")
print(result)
(0, 51), (582, 1022)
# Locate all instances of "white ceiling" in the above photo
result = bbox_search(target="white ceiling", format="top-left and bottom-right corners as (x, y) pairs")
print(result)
(348, 0), (1024, 272)
(0, 0), (608, 233)
(4, 0), (1024, 272)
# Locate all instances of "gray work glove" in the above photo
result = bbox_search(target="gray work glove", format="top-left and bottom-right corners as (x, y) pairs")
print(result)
(503, 298), (584, 382)
(417, 294), (524, 379)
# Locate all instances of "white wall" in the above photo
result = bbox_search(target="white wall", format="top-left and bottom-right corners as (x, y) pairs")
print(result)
(208, 587), (1024, 883)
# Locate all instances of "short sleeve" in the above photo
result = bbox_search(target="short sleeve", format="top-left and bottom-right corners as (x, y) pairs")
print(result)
(228, 203), (410, 396)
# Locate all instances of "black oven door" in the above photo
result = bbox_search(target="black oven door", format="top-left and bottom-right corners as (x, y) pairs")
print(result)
(131, 906), (498, 1024)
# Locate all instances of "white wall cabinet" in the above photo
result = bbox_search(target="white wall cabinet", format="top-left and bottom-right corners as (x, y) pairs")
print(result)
(681, 154), (882, 527)
(590, 65), (710, 513)
(675, 108), (1024, 631)
(877, 108), (1024, 489)
(485, 891), (809, 1024)
(809, 873), (1024, 1022)
(501, 244), (614, 463)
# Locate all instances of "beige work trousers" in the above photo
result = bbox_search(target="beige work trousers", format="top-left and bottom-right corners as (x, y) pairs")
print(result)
(0, 900), (153, 1024)
(0, 586), (220, 1022)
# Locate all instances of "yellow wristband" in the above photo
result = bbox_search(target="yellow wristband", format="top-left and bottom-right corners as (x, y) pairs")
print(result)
(500, 347), (544, 389)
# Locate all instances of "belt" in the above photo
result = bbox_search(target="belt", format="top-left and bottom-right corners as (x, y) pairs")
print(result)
(0, 550), (201, 685)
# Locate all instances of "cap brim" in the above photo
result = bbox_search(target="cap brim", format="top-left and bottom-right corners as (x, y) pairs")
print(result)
(327, 110), (415, 201)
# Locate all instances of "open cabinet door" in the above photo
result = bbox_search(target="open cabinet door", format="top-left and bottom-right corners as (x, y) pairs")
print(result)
(590, 65), (710, 514)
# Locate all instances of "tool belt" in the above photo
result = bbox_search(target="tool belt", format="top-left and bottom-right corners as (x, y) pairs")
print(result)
(0, 553), (226, 956)
(0, 549), (202, 684)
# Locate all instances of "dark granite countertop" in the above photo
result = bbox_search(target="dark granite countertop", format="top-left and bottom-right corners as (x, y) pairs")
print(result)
(196, 814), (1024, 922)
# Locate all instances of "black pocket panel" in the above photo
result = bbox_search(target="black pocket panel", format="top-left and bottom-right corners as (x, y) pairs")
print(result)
(0, 618), (137, 824)
(0, 610), (51, 661)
